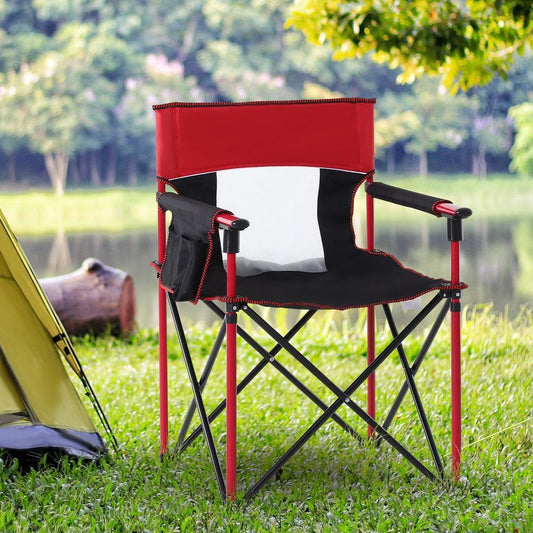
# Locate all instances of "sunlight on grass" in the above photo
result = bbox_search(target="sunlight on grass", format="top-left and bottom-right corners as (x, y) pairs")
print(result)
(0, 187), (156, 235)
(1, 306), (530, 531)
(1, 176), (532, 235)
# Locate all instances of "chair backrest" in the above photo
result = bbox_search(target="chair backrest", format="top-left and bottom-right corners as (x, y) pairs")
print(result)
(154, 99), (375, 275)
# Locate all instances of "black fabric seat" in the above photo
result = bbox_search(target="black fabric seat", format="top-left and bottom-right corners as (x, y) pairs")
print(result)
(202, 252), (455, 309)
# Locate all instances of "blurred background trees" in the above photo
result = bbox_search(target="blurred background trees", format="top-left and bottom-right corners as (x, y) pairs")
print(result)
(0, 0), (531, 193)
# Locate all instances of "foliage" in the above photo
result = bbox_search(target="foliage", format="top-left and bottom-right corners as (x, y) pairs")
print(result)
(287, 0), (533, 93)
(376, 78), (472, 177)
(0, 7), (140, 193)
(509, 102), (533, 176)
(0, 1), (532, 191)
(0, 308), (531, 530)
(514, 220), (533, 297)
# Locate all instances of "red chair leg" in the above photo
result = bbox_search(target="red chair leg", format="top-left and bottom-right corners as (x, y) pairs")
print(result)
(367, 305), (376, 438)
(158, 181), (168, 456)
(159, 285), (168, 456)
(451, 299), (461, 479)
(450, 240), (462, 479)
(366, 174), (376, 437)
(226, 252), (238, 500)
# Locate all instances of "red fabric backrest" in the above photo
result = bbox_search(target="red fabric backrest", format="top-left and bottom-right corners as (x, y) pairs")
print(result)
(154, 99), (375, 179)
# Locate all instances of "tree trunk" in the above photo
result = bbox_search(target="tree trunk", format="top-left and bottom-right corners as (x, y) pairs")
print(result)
(90, 151), (101, 186)
(8, 152), (16, 184)
(419, 151), (428, 179)
(472, 152), (479, 177)
(127, 157), (138, 186)
(387, 145), (396, 174)
(104, 143), (118, 186)
(478, 144), (487, 179)
(79, 152), (89, 184)
(70, 155), (81, 186)
(44, 152), (69, 196)
(39, 258), (136, 336)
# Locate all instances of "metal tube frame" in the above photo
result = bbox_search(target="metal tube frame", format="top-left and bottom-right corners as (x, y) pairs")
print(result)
(450, 238), (462, 480)
(171, 291), (449, 500)
(366, 172), (376, 438)
(157, 175), (468, 498)
(157, 179), (168, 457)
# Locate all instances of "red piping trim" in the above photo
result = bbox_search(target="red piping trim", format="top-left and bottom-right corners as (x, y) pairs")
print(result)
(351, 170), (374, 247)
(201, 282), (466, 311)
(157, 175), (233, 304)
(353, 173), (453, 285)
(192, 208), (233, 304)
(157, 176), (180, 193)
(153, 97), (376, 111)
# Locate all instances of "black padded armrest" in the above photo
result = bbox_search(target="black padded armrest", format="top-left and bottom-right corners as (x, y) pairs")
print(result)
(366, 182), (472, 219)
(158, 193), (249, 231)
(158, 192), (219, 222)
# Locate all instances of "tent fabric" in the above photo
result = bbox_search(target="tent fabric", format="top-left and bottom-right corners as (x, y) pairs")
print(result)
(0, 209), (106, 460)
(0, 426), (104, 459)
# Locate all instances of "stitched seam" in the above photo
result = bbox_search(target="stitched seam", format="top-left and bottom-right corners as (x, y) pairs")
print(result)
(156, 176), (180, 193)
(351, 170), (374, 248)
(202, 283), (466, 310)
(194, 208), (233, 304)
(156, 178), (181, 284)
(153, 98), (376, 110)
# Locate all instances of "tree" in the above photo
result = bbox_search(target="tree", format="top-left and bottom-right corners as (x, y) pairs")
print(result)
(115, 53), (207, 184)
(0, 22), (129, 195)
(466, 50), (533, 177)
(374, 92), (418, 173)
(509, 102), (533, 176)
(1, 0), (530, 187)
(400, 78), (471, 177)
(287, 0), (533, 92)
(471, 115), (512, 178)
(0, 134), (23, 183)
(198, 0), (299, 101)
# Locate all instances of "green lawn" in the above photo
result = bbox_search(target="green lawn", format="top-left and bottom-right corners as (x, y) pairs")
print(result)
(1, 174), (531, 235)
(0, 186), (156, 235)
(1, 306), (531, 531)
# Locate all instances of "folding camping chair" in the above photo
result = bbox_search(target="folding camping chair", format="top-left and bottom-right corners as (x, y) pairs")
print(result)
(151, 98), (472, 500)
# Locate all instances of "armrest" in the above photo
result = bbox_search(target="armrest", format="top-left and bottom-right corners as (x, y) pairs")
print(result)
(366, 182), (472, 220)
(158, 192), (250, 230)
(215, 212), (250, 231)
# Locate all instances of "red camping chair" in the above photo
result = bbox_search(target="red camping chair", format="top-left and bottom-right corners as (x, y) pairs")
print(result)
(152, 98), (472, 500)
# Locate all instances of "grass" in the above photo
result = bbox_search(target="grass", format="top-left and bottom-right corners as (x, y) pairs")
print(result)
(0, 174), (531, 236)
(1, 305), (531, 531)
(0, 186), (156, 235)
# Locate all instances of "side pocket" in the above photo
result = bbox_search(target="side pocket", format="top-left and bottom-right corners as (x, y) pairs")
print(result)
(161, 230), (209, 301)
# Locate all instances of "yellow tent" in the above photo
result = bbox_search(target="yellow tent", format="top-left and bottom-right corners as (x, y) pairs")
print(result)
(0, 208), (113, 459)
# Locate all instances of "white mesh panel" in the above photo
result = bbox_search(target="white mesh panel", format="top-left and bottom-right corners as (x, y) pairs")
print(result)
(217, 167), (326, 276)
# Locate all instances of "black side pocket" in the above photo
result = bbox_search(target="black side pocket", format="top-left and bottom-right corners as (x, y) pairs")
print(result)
(161, 230), (209, 301)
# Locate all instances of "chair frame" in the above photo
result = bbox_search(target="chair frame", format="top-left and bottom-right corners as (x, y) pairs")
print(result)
(152, 99), (471, 501)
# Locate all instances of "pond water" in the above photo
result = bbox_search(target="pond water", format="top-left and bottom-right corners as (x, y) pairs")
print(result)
(18, 216), (531, 331)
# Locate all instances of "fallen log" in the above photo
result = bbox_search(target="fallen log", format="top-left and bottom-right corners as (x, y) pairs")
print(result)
(39, 258), (136, 336)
